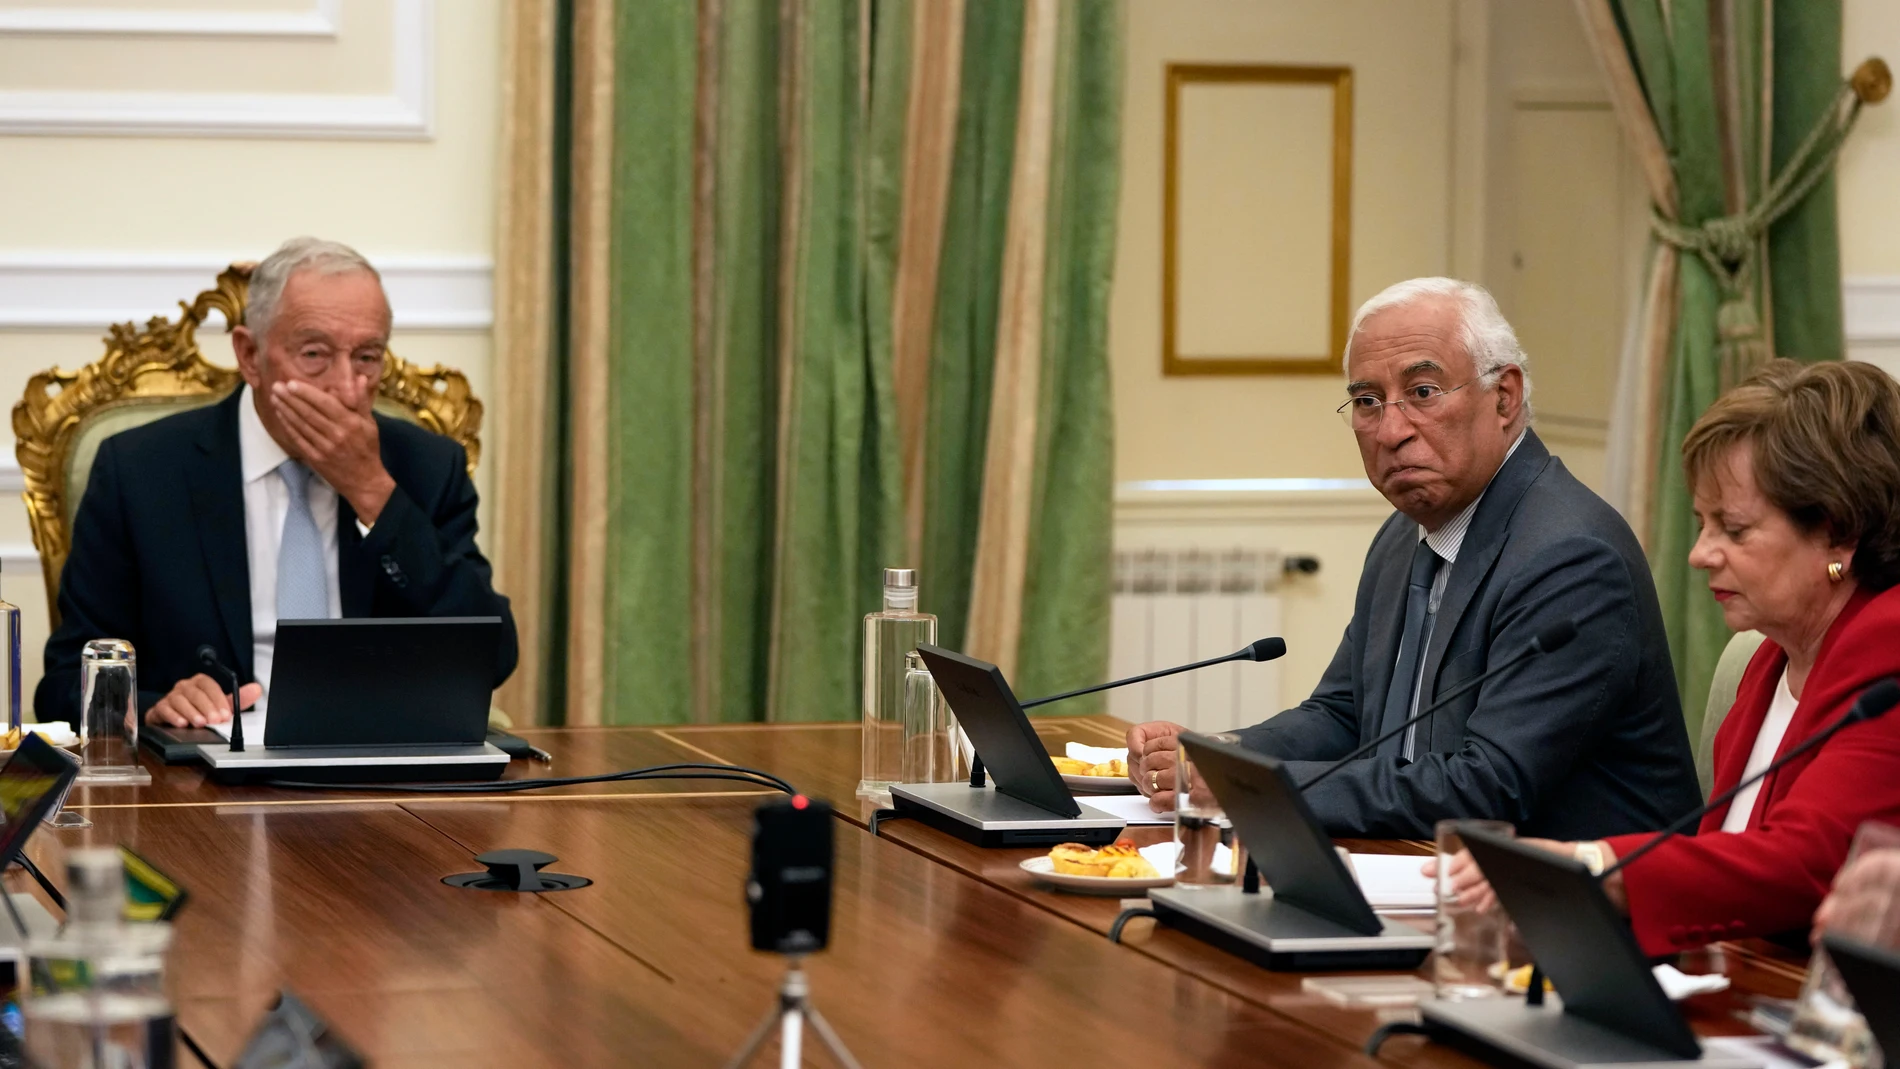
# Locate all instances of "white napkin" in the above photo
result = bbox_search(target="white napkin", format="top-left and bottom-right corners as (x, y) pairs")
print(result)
(1652, 964), (1730, 999)
(1065, 742), (1128, 764)
(1138, 840), (1236, 878)
(22, 723), (75, 747)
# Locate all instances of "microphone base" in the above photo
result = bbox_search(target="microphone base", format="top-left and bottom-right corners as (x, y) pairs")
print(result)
(1419, 996), (1759, 1069)
(73, 766), (153, 787)
(196, 742), (509, 784)
(888, 783), (1125, 848)
(1147, 885), (1432, 972)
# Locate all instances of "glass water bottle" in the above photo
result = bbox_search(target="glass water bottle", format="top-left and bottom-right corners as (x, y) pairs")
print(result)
(858, 568), (936, 805)
(0, 562), (19, 749)
(23, 849), (177, 1069)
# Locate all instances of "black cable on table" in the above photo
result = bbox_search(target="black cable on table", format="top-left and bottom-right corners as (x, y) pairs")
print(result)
(1107, 906), (1157, 943)
(1364, 1020), (1430, 1055)
(262, 761), (798, 796)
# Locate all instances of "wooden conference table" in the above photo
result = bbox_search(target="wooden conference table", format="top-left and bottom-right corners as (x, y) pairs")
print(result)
(17, 717), (1807, 1068)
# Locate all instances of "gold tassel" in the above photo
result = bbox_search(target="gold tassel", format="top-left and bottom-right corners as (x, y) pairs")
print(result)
(1716, 295), (1769, 389)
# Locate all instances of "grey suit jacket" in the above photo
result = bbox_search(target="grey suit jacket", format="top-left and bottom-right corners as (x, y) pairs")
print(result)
(1233, 430), (1701, 839)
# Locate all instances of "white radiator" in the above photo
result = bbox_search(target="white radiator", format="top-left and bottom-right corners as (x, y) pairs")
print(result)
(1109, 549), (1311, 734)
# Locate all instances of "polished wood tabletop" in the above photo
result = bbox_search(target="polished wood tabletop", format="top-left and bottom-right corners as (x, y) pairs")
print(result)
(24, 716), (1800, 1068)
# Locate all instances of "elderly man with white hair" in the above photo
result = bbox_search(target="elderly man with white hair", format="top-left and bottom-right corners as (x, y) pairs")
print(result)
(1128, 278), (1699, 839)
(38, 237), (517, 729)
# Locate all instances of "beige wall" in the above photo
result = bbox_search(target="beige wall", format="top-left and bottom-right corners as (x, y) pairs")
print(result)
(1111, 0), (1456, 485)
(0, 0), (500, 714)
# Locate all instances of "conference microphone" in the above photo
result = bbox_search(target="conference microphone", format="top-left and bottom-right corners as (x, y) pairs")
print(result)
(1295, 619), (1579, 792)
(196, 645), (245, 753)
(1597, 676), (1900, 882)
(1020, 637), (1287, 710)
(966, 637), (1287, 788)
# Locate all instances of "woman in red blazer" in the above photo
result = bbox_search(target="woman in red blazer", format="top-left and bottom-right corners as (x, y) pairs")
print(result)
(1439, 359), (1900, 957)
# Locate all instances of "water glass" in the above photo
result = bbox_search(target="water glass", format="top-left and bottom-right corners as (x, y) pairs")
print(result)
(899, 651), (965, 784)
(1789, 820), (1900, 1067)
(1433, 819), (1513, 1000)
(1173, 733), (1246, 888)
(78, 638), (139, 779)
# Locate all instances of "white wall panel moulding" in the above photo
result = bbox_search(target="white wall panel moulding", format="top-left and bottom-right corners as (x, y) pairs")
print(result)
(0, 0), (341, 38)
(0, 253), (493, 332)
(0, 0), (431, 139)
(1845, 277), (1900, 344)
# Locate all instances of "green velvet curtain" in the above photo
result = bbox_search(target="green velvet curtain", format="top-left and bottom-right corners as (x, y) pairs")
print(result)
(1589, 0), (1850, 741)
(500, 0), (1123, 725)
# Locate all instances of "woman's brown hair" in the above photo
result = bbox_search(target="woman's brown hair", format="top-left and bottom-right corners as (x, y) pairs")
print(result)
(1682, 359), (1900, 591)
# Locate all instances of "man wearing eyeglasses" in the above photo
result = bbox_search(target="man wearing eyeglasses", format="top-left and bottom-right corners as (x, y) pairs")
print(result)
(37, 237), (517, 730)
(1127, 277), (1699, 839)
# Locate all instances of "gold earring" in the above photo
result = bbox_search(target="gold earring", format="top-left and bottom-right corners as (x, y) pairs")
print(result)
(1828, 561), (1846, 583)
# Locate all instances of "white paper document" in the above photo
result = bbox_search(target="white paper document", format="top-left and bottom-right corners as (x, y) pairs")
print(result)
(1344, 852), (1436, 910)
(1074, 792), (1173, 825)
(209, 703), (267, 744)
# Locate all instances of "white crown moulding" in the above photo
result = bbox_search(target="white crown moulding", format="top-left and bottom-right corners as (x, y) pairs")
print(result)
(0, 0), (340, 38)
(0, 0), (431, 139)
(0, 253), (493, 332)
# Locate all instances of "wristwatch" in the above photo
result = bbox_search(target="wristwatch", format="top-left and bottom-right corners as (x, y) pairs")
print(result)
(1573, 841), (1608, 876)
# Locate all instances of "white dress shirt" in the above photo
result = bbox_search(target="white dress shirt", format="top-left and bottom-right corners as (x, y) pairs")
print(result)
(1722, 667), (1798, 833)
(239, 385), (342, 696)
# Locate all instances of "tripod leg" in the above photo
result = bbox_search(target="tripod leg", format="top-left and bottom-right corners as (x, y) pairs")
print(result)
(722, 1002), (783, 1069)
(800, 1005), (864, 1069)
(779, 1006), (802, 1069)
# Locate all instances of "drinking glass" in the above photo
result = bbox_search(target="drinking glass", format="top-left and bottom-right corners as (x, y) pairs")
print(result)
(78, 639), (140, 780)
(899, 651), (964, 784)
(1172, 733), (1245, 888)
(1433, 819), (1513, 1000)
(1788, 820), (1900, 1068)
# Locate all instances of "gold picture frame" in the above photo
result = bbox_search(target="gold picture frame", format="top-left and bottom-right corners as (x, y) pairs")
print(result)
(1163, 63), (1354, 376)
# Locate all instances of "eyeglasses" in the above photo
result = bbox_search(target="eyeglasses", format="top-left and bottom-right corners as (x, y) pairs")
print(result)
(285, 345), (385, 379)
(1335, 381), (1473, 428)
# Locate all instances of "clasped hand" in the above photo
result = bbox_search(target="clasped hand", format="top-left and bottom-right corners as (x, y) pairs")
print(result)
(147, 674), (263, 728)
(1126, 720), (1188, 812)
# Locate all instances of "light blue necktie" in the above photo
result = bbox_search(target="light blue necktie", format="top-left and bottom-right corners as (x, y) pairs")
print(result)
(275, 460), (331, 621)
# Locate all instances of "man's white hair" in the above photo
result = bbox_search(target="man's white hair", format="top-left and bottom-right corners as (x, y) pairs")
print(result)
(245, 236), (383, 341)
(1343, 277), (1533, 421)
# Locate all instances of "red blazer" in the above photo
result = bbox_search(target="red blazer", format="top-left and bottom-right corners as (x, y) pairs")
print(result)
(1606, 585), (1900, 956)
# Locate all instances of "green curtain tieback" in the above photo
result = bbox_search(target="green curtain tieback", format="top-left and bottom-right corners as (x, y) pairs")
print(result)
(1650, 57), (1890, 385)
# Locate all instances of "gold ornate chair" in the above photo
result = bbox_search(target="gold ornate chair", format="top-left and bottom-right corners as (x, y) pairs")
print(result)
(13, 263), (483, 626)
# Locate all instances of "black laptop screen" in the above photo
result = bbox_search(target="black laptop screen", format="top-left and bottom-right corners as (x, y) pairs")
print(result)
(0, 734), (78, 869)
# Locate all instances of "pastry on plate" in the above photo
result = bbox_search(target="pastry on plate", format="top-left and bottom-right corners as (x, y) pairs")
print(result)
(1050, 755), (1129, 778)
(1047, 839), (1159, 879)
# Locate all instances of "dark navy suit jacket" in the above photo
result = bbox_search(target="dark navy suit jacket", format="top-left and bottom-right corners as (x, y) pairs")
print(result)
(1234, 430), (1701, 839)
(36, 388), (517, 726)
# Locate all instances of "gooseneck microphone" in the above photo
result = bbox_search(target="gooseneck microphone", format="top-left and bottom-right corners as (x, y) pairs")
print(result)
(966, 637), (1288, 788)
(1597, 676), (1900, 882)
(1020, 637), (1287, 710)
(1296, 619), (1579, 792)
(197, 645), (245, 753)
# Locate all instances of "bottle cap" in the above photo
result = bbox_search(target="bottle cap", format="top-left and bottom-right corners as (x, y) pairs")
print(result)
(66, 847), (126, 927)
(883, 568), (916, 589)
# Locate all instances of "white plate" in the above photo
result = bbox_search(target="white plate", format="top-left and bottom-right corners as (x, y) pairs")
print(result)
(1019, 855), (1173, 894)
(1061, 772), (1137, 794)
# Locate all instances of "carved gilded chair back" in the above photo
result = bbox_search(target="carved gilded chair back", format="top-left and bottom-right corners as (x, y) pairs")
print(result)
(12, 263), (483, 623)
